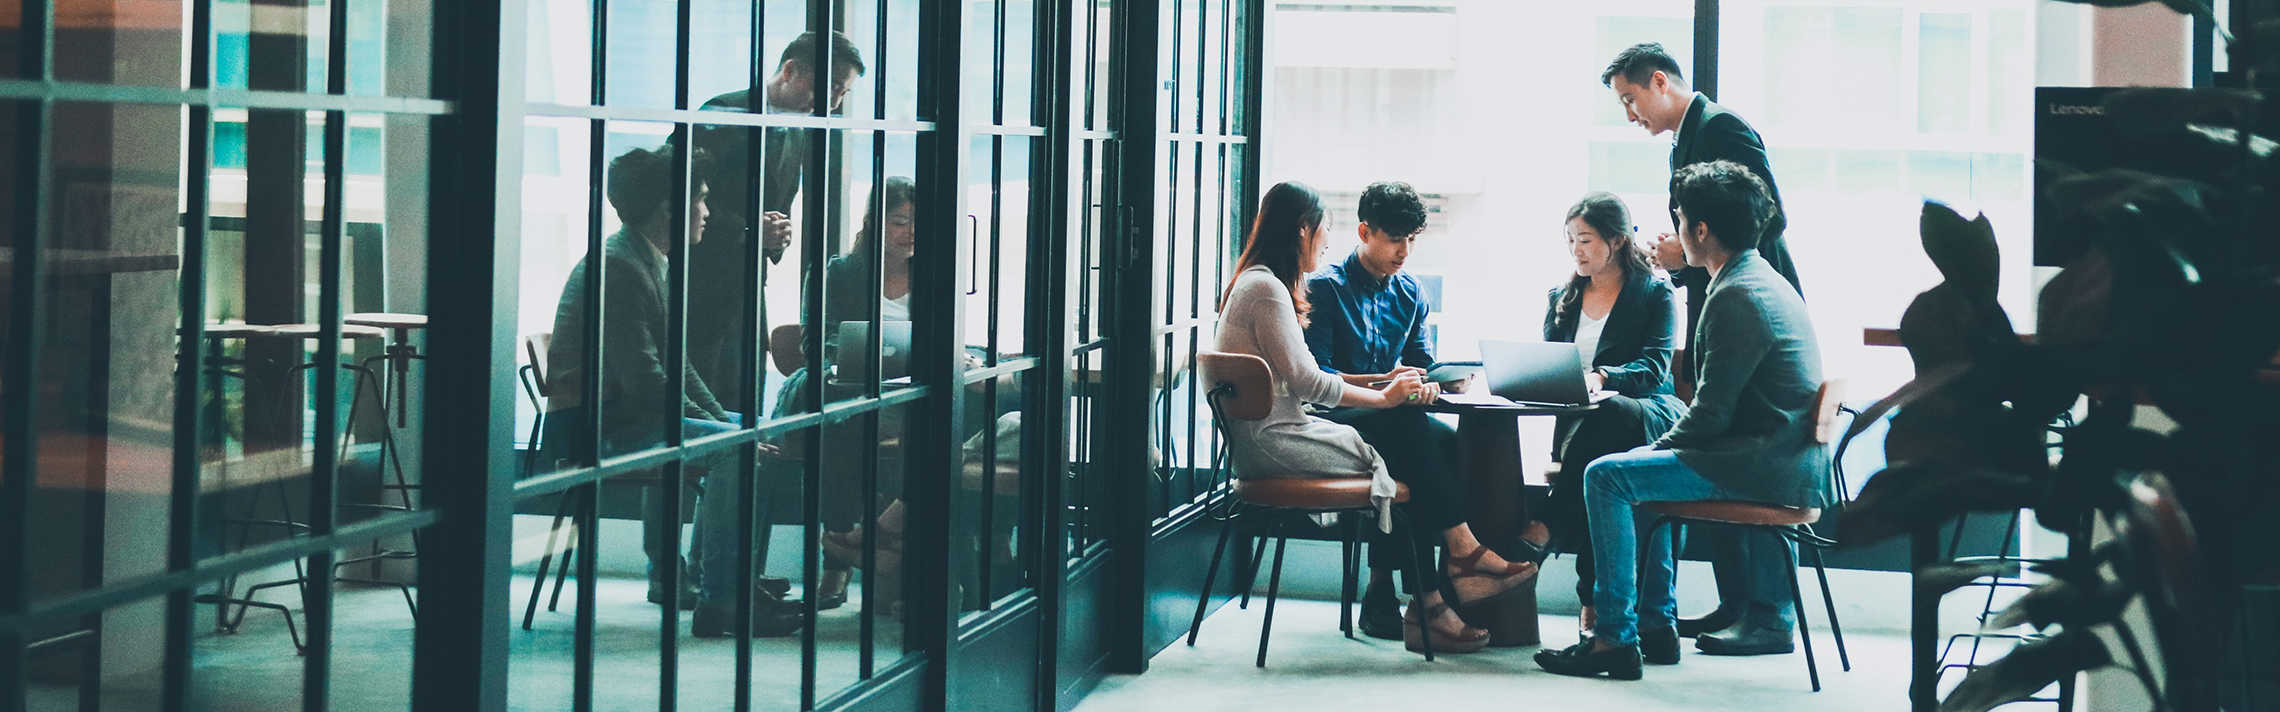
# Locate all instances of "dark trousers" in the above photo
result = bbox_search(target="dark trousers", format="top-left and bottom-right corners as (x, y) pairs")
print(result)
(1548, 394), (1655, 602)
(1325, 407), (1463, 590)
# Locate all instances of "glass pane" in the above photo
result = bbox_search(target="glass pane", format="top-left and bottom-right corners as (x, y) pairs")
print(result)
(515, 115), (590, 480)
(882, 0), (922, 122)
(54, 0), (184, 87)
(214, 0), (329, 93)
(194, 568), (308, 708)
(686, 0), (756, 112)
(956, 370), (1033, 615)
(21, 591), (166, 708)
(28, 100), (184, 598)
(0, 0), (19, 78)
(602, 0), (681, 109)
(507, 485), (580, 711)
(547, 122), (683, 463)
(329, 542), (417, 710)
(1917, 13), (1971, 135)
(524, 0), (594, 106)
(1003, 0), (1037, 126)
(356, 0), (434, 98)
(962, 0), (997, 123)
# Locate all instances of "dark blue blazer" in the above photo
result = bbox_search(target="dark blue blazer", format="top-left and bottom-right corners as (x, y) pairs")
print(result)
(1542, 266), (1688, 447)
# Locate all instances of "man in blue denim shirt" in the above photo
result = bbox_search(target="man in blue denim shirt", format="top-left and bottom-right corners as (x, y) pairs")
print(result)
(1303, 181), (1459, 641)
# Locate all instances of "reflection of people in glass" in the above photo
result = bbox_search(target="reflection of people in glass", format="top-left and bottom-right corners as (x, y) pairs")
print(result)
(1212, 181), (1535, 656)
(1534, 192), (1687, 637)
(686, 31), (868, 414)
(543, 145), (802, 638)
(766, 176), (915, 610)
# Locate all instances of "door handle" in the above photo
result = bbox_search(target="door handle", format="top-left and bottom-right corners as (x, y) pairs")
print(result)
(965, 214), (980, 296)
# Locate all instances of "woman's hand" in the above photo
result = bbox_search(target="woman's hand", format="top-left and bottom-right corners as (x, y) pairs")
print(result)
(1374, 374), (1425, 408)
(1384, 366), (1426, 381)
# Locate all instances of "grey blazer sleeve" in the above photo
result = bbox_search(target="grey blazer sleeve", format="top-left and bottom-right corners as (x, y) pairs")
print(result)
(1653, 282), (1771, 449)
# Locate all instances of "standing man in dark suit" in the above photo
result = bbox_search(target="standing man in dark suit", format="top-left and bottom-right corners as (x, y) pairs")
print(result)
(1600, 41), (1804, 649)
(687, 31), (867, 414)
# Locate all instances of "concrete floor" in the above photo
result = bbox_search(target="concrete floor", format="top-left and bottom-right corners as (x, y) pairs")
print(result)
(28, 576), (910, 712)
(1077, 598), (1937, 712)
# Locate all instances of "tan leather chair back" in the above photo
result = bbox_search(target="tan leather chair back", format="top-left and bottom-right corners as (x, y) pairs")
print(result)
(1198, 352), (1272, 421)
(1812, 379), (1847, 444)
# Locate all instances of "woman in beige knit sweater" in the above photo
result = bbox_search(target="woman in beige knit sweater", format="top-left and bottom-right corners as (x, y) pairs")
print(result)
(1210, 181), (1536, 654)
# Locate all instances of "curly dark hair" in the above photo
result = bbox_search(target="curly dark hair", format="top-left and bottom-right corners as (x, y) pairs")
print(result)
(1601, 42), (1685, 88)
(1671, 159), (1772, 254)
(1357, 181), (1428, 238)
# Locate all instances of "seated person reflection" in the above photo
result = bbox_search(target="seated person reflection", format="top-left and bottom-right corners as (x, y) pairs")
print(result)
(544, 145), (803, 637)
(1301, 181), (1550, 642)
(1216, 181), (1535, 656)
(792, 177), (1027, 610)
(1535, 192), (1687, 637)
(1534, 161), (1828, 680)
(768, 177), (917, 611)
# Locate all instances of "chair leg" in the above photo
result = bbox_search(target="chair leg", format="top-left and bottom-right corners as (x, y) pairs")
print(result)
(1187, 513), (1237, 647)
(1807, 543), (1850, 671)
(1239, 530), (1268, 610)
(1785, 540), (1821, 692)
(1397, 507), (1432, 662)
(1339, 513), (1356, 638)
(547, 492), (588, 612)
(524, 491), (576, 630)
(1256, 519), (1289, 668)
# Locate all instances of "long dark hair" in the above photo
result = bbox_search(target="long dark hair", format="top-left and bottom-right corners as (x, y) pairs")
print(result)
(1554, 192), (1653, 331)
(848, 176), (917, 263)
(1224, 181), (1326, 326)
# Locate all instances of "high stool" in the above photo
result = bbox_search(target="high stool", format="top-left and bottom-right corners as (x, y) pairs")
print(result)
(200, 323), (416, 652)
(1184, 352), (1431, 666)
(1639, 380), (1851, 692)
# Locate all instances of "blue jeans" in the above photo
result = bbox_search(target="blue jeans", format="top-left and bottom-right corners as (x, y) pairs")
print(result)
(1584, 447), (1796, 645)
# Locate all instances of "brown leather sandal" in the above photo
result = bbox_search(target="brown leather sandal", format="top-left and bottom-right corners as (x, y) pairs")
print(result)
(1403, 601), (1490, 654)
(1442, 545), (1537, 605)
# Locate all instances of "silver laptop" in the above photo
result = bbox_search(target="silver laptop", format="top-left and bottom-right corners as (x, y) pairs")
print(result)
(1473, 340), (1615, 407)
(833, 320), (913, 381)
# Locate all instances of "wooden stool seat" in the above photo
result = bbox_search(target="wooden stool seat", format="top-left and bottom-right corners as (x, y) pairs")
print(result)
(1232, 477), (1410, 511)
(1641, 500), (1820, 527)
(345, 312), (428, 330)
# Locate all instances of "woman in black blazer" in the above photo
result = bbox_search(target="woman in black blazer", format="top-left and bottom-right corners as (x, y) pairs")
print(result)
(1540, 192), (1688, 629)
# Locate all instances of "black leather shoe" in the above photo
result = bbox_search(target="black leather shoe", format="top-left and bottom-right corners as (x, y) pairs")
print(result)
(1533, 637), (1643, 680)
(757, 576), (791, 597)
(1696, 624), (1795, 656)
(1640, 626), (1680, 665)
(647, 580), (700, 610)
(692, 596), (804, 638)
(1676, 608), (1739, 638)
(1357, 580), (1402, 640)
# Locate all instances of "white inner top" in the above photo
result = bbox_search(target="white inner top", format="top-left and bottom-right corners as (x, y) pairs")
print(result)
(1575, 311), (1606, 373)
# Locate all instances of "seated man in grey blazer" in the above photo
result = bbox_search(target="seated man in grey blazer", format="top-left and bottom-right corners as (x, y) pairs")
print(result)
(1535, 160), (1828, 681)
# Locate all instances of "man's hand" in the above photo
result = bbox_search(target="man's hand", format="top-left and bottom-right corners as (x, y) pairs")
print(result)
(761, 211), (793, 260)
(1584, 369), (1606, 394)
(1651, 232), (1687, 271)
(1384, 366), (1426, 381)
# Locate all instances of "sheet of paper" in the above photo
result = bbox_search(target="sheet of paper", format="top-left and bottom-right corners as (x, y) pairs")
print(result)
(1435, 390), (1519, 407)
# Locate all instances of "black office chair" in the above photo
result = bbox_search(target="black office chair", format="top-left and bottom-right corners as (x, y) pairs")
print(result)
(1639, 380), (1852, 692)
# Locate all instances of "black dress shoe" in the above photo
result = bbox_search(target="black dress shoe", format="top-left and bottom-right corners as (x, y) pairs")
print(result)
(1356, 581), (1402, 641)
(757, 576), (791, 597)
(1533, 637), (1643, 680)
(1640, 626), (1680, 665)
(692, 596), (805, 638)
(1696, 624), (1795, 656)
(1676, 608), (1740, 638)
(647, 580), (700, 610)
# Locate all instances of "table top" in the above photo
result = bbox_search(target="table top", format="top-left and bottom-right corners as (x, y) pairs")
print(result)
(345, 312), (428, 330)
(258, 323), (389, 340)
(1420, 399), (1596, 416)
